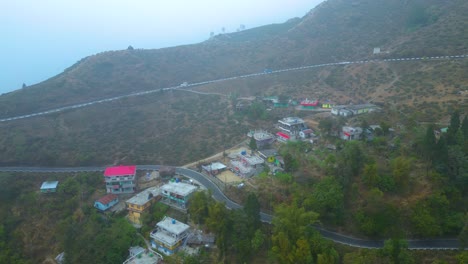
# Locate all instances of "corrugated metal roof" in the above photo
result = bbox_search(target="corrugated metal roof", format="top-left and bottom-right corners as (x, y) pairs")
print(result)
(104, 165), (136, 177)
(96, 193), (118, 205)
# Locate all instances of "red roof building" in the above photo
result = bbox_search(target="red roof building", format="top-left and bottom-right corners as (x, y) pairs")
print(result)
(104, 165), (136, 177)
(97, 194), (119, 205)
(94, 193), (119, 211)
(300, 99), (319, 107)
(276, 132), (291, 141)
(103, 165), (137, 194)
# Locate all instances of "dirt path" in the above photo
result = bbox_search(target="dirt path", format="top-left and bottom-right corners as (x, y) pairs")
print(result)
(182, 140), (248, 168)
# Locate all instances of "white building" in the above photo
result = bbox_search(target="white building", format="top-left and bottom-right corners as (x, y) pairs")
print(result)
(278, 117), (308, 136)
(341, 126), (363, 140)
(150, 217), (190, 255)
(160, 182), (197, 210)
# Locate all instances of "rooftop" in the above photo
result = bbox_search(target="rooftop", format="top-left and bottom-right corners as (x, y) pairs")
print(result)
(276, 132), (290, 139)
(161, 182), (197, 197)
(96, 193), (118, 205)
(332, 104), (377, 111)
(278, 117), (305, 126)
(202, 162), (227, 171)
(126, 187), (160, 206)
(239, 154), (264, 165)
(156, 216), (190, 236)
(104, 165), (137, 177)
(258, 149), (279, 158)
(123, 247), (161, 264)
(40, 181), (59, 189)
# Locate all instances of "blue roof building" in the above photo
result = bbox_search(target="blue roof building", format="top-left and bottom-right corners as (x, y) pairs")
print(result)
(40, 181), (59, 193)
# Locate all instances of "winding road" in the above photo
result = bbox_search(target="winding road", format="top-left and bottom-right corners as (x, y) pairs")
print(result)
(1, 54), (467, 123)
(0, 54), (466, 250)
(0, 165), (462, 250)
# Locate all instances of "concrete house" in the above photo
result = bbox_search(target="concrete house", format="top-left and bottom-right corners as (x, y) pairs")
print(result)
(331, 104), (377, 117)
(160, 182), (197, 211)
(94, 194), (119, 211)
(150, 216), (190, 255)
(104, 165), (137, 194)
(123, 246), (161, 264)
(126, 187), (161, 225)
(341, 126), (363, 141)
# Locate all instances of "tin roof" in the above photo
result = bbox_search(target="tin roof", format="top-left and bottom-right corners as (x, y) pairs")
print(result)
(40, 181), (59, 189)
(161, 182), (197, 197)
(96, 194), (118, 205)
(156, 216), (190, 235)
(104, 165), (136, 177)
(126, 187), (160, 206)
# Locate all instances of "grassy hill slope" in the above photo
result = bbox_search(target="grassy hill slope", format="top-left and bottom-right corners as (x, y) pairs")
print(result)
(0, 0), (466, 166)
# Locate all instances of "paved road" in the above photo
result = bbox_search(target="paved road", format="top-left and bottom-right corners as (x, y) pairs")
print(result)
(1, 54), (466, 123)
(0, 165), (462, 250)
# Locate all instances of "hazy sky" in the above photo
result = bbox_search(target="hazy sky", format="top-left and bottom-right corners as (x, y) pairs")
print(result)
(1, 0), (323, 94)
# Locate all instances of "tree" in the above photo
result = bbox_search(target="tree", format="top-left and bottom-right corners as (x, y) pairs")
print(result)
(319, 118), (334, 136)
(283, 153), (299, 173)
(447, 111), (461, 145)
(307, 177), (344, 224)
(271, 202), (320, 264)
(380, 121), (390, 136)
(447, 146), (468, 185)
(362, 162), (379, 187)
(461, 115), (468, 140)
(459, 213), (468, 249)
(335, 141), (365, 187)
(422, 125), (437, 161)
(189, 191), (210, 224)
(251, 229), (265, 252)
(22, 83), (27, 89)
(243, 193), (261, 231)
(391, 156), (412, 192)
(410, 201), (441, 237)
(249, 137), (257, 151)
(380, 239), (414, 264)
(127, 45), (134, 50)
(205, 202), (230, 257)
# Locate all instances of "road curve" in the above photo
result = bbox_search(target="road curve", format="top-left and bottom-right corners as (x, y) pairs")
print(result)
(0, 166), (462, 250)
(1, 54), (466, 123)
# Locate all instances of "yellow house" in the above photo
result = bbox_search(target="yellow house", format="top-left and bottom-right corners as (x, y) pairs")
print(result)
(126, 187), (160, 225)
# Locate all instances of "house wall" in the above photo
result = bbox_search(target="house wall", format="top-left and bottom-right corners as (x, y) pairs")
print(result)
(105, 175), (135, 194)
(94, 199), (119, 211)
(126, 200), (154, 224)
(41, 188), (57, 193)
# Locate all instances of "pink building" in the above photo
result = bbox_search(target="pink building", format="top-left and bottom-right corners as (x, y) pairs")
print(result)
(104, 165), (137, 194)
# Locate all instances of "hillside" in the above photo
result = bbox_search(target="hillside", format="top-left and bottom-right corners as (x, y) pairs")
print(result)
(0, 0), (467, 263)
(0, 0), (466, 167)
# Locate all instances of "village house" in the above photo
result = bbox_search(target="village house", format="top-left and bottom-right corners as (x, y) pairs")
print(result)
(331, 104), (378, 117)
(104, 165), (137, 194)
(341, 126), (363, 141)
(40, 181), (59, 193)
(160, 182), (197, 211)
(94, 193), (119, 211)
(247, 130), (275, 149)
(277, 117), (310, 141)
(299, 128), (314, 139)
(126, 186), (161, 225)
(300, 98), (319, 109)
(202, 162), (227, 175)
(123, 246), (161, 264)
(321, 100), (335, 109)
(150, 216), (191, 255)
